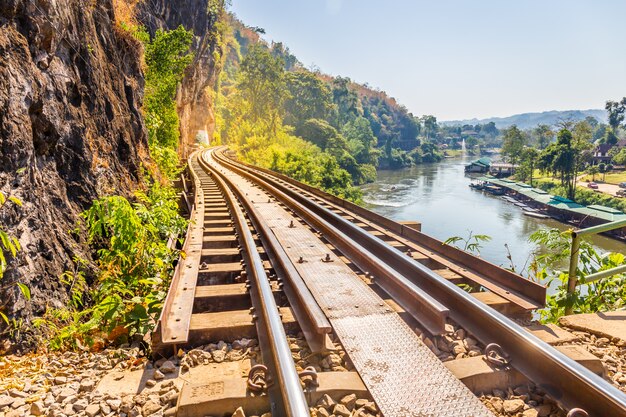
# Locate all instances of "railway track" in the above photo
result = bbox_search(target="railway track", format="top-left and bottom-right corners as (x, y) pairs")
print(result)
(153, 147), (626, 417)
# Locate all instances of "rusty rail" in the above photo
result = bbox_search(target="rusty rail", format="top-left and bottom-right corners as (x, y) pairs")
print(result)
(154, 154), (205, 349)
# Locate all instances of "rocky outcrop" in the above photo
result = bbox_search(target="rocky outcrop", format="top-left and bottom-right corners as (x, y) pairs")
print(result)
(0, 0), (150, 332)
(138, 0), (223, 158)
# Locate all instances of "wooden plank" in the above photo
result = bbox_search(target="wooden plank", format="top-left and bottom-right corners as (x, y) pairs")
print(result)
(433, 268), (465, 284)
(188, 307), (297, 345)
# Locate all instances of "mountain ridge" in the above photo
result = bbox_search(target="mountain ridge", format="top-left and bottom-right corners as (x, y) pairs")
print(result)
(442, 109), (607, 129)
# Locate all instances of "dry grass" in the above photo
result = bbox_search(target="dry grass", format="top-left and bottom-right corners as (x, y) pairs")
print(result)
(111, 0), (139, 27)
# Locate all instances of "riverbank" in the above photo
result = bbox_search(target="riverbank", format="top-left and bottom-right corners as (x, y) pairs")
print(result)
(361, 156), (626, 274)
(474, 176), (626, 241)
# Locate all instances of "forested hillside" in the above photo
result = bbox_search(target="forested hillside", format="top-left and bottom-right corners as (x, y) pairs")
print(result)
(213, 15), (442, 202)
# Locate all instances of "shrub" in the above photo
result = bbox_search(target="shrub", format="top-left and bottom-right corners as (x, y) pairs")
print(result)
(35, 184), (187, 350)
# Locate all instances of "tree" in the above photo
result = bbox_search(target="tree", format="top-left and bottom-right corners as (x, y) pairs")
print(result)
(482, 122), (498, 137)
(144, 26), (194, 149)
(612, 148), (626, 166)
(606, 98), (626, 131)
(237, 43), (287, 133)
(284, 71), (335, 130)
(331, 77), (359, 126)
(572, 120), (593, 145)
(422, 115), (438, 141)
(587, 165), (599, 181)
(341, 116), (378, 165)
(534, 124), (554, 149)
(466, 136), (479, 150)
(298, 119), (340, 150)
(538, 129), (579, 199)
(520, 147), (540, 186)
(270, 42), (299, 71)
(598, 163), (607, 181)
(605, 128), (618, 145)
(501, 125), (526, 164)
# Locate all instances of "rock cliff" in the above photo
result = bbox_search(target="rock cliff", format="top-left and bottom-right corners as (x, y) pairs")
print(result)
(0, 0), (222, 341)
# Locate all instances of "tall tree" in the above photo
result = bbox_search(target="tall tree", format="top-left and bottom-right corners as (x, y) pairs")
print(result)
(519, 147), (540, 186)
(533, 124), (554, 149)
(422, 115), (438, 141)
(538, 129), (583, 200)
(606, 98), (626, 131)
(284, 71), (335, 130)
(237, 43), (287, 133)
(501, 125), (527, 164)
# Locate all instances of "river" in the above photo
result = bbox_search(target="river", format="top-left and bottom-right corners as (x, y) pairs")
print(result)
(361, 155), (626, 277)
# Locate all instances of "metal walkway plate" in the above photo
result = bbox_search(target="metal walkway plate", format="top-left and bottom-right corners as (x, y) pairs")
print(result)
(205, 154), (493, 417)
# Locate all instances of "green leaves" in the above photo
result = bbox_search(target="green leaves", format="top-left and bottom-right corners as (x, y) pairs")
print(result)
(37, 183), (187, 350)
(444, 231), (491, 256)
(531, 228), (626, 323)
(144, 26), (193, 152)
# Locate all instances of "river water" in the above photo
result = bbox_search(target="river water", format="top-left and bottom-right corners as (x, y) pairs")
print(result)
(361, 155), (626, 276)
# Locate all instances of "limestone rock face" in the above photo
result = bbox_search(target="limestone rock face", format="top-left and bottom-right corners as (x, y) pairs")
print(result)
(0, 0), (149, 339)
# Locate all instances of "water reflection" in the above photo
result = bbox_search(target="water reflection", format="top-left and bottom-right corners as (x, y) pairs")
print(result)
(361, 156), (626, 274)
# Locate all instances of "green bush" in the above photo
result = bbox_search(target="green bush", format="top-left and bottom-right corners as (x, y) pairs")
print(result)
(143, 25), (194, 176)
(36, 184), (187, 350)
(530, 229), (626, 322)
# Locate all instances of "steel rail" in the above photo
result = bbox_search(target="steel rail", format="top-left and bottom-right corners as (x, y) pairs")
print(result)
(219, 149), (547, 307)
(201, 152), (333, 352)
(212, 147), (626, 417)
(208, 150), (448, 334)
(197, 152), (310, 417)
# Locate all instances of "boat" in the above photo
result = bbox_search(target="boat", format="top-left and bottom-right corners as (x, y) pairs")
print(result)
(522, 207), (551, 219)
(484, 185), (505, 195)
(469, 181), (485, 190)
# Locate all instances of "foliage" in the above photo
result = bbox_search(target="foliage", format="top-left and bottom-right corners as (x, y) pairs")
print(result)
(612, 147), (626, 165)
(529, 229), (626, 322)
(444, 231), (491, 256)
(516, 147), (540, 185)
(342, 117), (378, 165)
(533, 124), (554, 149)
(0, 188), (30, 327)
(284, 71), (335, 129)
(605, 97), (626, 131)
(144, 26), (194, 153)
(237, 43), (287, 133)
(35, 184), (187, 350)
(149, 144), (183, 180)
(537, 128), (591, 200)
(501, 125), (527, 164)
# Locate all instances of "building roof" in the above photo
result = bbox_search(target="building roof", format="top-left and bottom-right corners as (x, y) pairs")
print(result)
(469, 157), (492, 167)
(478, 177), (626, 221)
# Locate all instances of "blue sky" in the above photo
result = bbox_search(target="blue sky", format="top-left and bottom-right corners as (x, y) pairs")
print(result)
(229, 0), (626, 121)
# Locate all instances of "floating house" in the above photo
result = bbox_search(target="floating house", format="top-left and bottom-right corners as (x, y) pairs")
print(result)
(490, 162), (518, 177)
(465, 157), (491, 173)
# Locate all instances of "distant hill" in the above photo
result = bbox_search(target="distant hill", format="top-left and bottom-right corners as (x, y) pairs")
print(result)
(442, 109), (607, 129)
